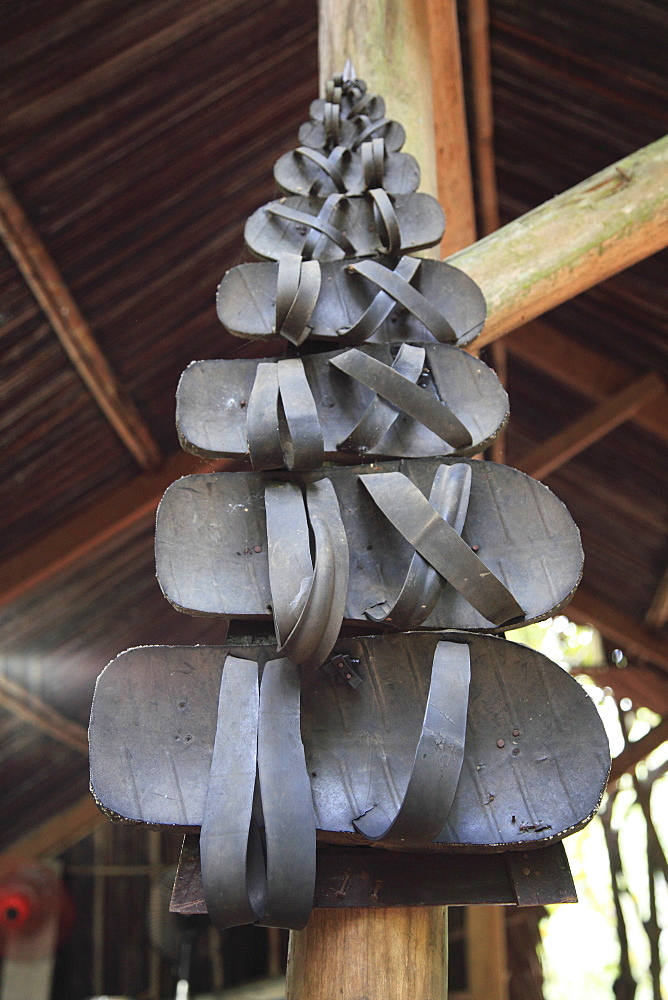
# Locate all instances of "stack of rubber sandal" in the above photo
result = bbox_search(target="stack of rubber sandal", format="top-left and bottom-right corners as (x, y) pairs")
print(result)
(89, 71), (610, 933)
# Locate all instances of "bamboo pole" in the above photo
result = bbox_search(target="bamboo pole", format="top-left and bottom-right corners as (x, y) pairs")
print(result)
(452, 135), (668, 348)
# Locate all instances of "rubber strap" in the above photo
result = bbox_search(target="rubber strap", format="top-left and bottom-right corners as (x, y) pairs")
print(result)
(368, 188), (400, 252)
(360, 469), (526, 626)
(275, 253), (321, 345)
(365, 464), (472, 627)
(266, 480), (349, 669)
(333, 344), (425, 453)
(200, 656), (265, 928)
(256, 658), (316, 928)
(354, 640), (470, 845)
(276, 359), (324, 470)
(361, 138), (385, 188)
(338, 256), (421, 344)
(246, 363), (283, 470)
(348, 259), (458, 343)
(267, 197), (356, 256)
(348, 91), (382, 118)
(330, 347), (472, 449)
(293, 146), (348, 193)
(351, 116), (395, 148)
(323, 100), (341, 144)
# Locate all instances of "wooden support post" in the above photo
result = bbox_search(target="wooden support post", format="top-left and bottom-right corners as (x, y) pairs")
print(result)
(286, 908), (448, 1000)
(452, 135), (668, 348)
(313, 2), (480, 994)
(515, 371), (665, 480)
(0, 172), (162, 471)
(466, 906), (509, 1000)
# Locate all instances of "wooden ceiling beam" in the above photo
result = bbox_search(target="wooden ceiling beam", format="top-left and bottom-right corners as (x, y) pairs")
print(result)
(567, 589), (668, 673)
(0, 451), (230, 608)
(451, 134), (668, 348)
(578, 663), (668, 717)
(0, 796), (106, 864)
(505, 320), (668, 441)
(0, 172), (162, 471)
(609, 716), (668, 784)
(0, 675), (88, 755)
(515, 371), (665, 479)
(645, 565), (668, 629)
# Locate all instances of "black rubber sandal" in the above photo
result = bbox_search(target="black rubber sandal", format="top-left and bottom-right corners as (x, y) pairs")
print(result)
(244, 191), (445, 261)
(176, 344), (509, 465)
(154, 457), (583, 636)
(216, 254), (486, 347)
(273, 138), (420, 197)
(298, 113), (406, 153)
(89, 635), (610, 869)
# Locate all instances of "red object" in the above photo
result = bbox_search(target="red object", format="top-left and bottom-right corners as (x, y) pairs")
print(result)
(0, 891), (33, 931)
(0, 861), (74, 954)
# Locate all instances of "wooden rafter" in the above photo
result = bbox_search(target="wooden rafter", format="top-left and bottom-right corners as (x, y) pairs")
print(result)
(568, 590), (668, 673)
(609, 717), (668, 783)
(0, 675), (88, 754)
(0, 172), (162, 471)
(426, 0), (477, 254)
(578, 663), (668, 716)
(645, 565), (668, 629)
(453, 135), (668, 348)
(0, 451), (229, 608)
(516, 371), (665, 480)
(0, 796), (106, 864)
(506, 321), (668, 442)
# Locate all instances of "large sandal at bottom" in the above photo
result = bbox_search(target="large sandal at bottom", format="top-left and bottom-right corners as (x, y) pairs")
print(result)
(155, 457), (583, 648)
(216, 254), (486, 347)
(244, 191), (445, 261)
(176, 344), (509, 466)
(89, 635), (610, 925)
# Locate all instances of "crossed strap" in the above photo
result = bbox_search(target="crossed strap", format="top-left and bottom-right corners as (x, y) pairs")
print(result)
(361, 465), (526, 628)
(200, 655), (316, 930)
(246, 358), (324, 470)
(341, 257), (458, 343)
(325, 76), (383, 119)
(265, 479), (349, 670)
(246, 347), (472, 468)
(293, 145), (351, 195)
(330, 345), (472, 453)
(293, 138), (388, 195)
(274, 253), (457, 345)
(354, 640), (471, 845)
(268, 189), (401, 258)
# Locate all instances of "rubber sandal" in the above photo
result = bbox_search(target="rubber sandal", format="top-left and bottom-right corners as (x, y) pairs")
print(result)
(273, 138), (420, 197)
(176, 344), (509, 465)
(89, 634), (610, 863)
(155, 457), (583, 637)
(310, 80), (385, 123)
(297, 113), (406, 153)
(244, 191), (445, 261)
(216, 254), (486, 347)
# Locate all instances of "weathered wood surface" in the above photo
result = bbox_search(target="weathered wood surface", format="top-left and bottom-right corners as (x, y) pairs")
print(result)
(286, 906), (448, 1000)
(170, 838), (577, 914)
(451, 135), (668, 347)
(568, 590), (668, 673)
(318, 0), (475, 254)
(0, 172), (162, 470)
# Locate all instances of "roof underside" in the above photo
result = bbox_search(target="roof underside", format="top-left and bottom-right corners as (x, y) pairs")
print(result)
(0, 0), (666, 852)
